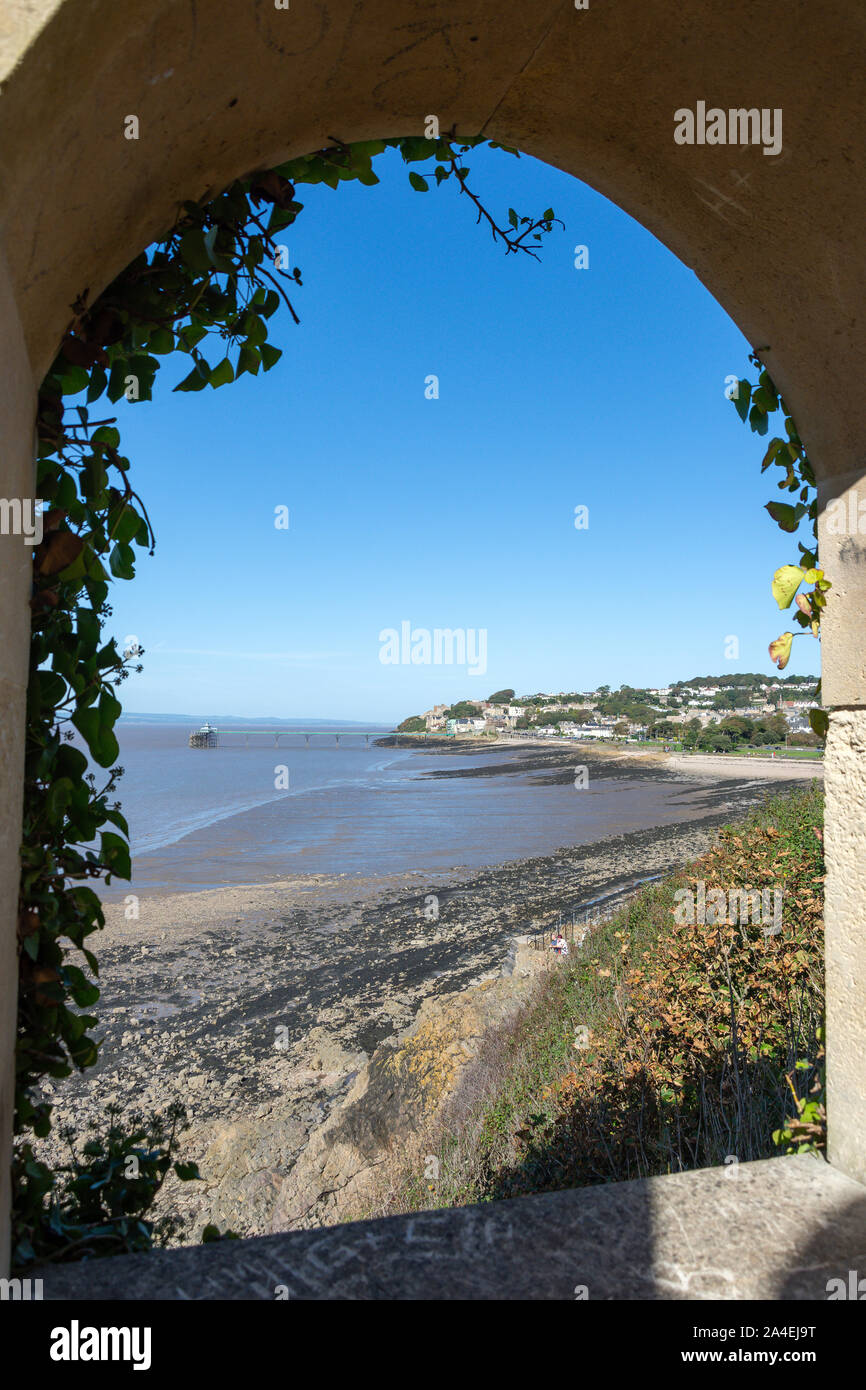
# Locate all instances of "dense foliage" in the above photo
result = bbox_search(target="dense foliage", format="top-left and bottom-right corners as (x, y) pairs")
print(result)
(673, 672), (817, 691)
(691, 713), (787, 751)
(377, 786), (825, 1213)
(396, 716), (426, 733)
(442, 702), (483, 720)
(13, 1105), (203, 1263)
(516, 706), (594, 728)
(520, 788), (825, 1189)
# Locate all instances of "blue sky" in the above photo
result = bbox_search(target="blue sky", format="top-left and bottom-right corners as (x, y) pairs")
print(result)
(103, 144), (819, 722)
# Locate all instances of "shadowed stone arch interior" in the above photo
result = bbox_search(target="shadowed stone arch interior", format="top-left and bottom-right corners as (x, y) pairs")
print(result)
(0, 0), (864, 1282)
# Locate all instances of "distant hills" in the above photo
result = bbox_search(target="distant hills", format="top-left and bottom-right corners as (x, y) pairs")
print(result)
(118, 712), (393, 728)
(674, 673), (816, 688)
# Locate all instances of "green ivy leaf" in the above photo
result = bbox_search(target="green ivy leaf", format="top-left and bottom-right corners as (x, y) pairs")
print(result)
(103, 806), (130, 836)
(178, 229), (212, 274)
(397, 138), (430, 164)
(148, 328), (175, 355)
(46, 778), (74, 820)
(100, 831), (131, 879)
(178, 323), (208, 350)
(86, 366), (108, 403)
(107, 359), (131, 403)
(174, 361), (211, 392)
(59, 364), (89, 396)
(109, 541), (135, 580)
(236, 344), (260, 377)
(208, 358), (234, 389)
(92, 425), (121, 449)
(766, 502), (799, 532)
(259, 343), (282, 371)
(108, 503), (143, 545)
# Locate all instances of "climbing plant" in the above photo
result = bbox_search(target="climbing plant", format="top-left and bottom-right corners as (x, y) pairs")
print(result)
(13, 135), (561, 1265)
(729, 350), (830, 738)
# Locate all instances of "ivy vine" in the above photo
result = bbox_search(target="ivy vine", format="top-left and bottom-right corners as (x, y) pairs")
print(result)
(730, 350), (829, 738)
(12, 135), (560, 1265)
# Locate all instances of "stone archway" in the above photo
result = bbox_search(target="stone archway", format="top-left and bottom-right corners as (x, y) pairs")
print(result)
(1, 0), (864, 1273)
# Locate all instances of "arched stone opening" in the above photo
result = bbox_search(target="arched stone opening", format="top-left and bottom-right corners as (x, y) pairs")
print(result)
(1, 0), (864, 1279)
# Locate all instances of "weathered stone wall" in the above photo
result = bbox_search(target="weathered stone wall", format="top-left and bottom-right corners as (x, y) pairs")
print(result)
(36, 1155), (866, 1300)
(1, 0), (865, 1270)
(0, 248), (37, 1273)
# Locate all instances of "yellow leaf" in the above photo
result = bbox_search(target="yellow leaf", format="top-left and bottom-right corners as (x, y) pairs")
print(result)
(772, 565), (806, 610)
(769, 632), (794, 669)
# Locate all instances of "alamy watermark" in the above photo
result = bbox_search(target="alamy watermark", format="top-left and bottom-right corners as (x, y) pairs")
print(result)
(378, 621), (487, 677)
(50, 1322), (151, 1370)
(826, 491), (866, 535)
(826, 1270), (866, 1299)
(674, 103), (782, 157)
(673, 880), (783, 936)
(0, 497), (43, 545)
(1, 1276), (43, 1300)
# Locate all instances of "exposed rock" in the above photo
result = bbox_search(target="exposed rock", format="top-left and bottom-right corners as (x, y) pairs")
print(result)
(269, 940), (553, 1229)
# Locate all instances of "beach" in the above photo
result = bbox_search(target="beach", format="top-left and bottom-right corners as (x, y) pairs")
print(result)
(34, 743), (821, 1240)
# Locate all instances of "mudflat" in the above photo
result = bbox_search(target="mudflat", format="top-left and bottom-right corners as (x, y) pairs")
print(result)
(33, 745), (818, 1240)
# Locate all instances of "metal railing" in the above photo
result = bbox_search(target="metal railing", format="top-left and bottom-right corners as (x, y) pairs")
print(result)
(529, 907), (604, 952)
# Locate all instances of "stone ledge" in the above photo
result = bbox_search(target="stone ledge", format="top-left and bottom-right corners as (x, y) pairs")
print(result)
(35, 1155), (866, 1300)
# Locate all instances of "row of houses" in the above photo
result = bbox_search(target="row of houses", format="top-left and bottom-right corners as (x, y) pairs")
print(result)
(423, 700), (526, 734)
(531, 723), (620, 740)
(422, 692), (818, 737)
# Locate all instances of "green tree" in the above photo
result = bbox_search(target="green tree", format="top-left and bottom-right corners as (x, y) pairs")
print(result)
(653, 720), (676, 738)
(397, 716), (425, 733)
(488, 688), (515, 704)
(683, 718), (702, 749)
(444, 702), (482, 720)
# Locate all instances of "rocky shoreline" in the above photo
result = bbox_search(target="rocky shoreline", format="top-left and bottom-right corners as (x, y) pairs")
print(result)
(31, 748), (817, 1242)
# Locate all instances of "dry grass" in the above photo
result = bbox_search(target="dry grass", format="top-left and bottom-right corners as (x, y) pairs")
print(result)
(357, 784), (825, 1219)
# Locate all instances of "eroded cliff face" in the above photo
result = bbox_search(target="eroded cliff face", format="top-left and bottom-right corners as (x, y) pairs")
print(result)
(270, 939), (555, 1228)
(185, 939), (553, 1237)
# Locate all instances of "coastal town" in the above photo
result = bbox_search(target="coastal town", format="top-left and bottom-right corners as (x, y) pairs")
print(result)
(398, 674), (821, 750)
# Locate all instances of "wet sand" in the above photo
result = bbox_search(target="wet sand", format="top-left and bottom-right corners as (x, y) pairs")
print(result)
(664, 751), (823, 779)
(32, 744), (819, 1239)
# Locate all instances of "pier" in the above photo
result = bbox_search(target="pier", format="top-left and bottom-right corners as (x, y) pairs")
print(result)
(188, 723), (219, 748)
(188, 725), (397, 748)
